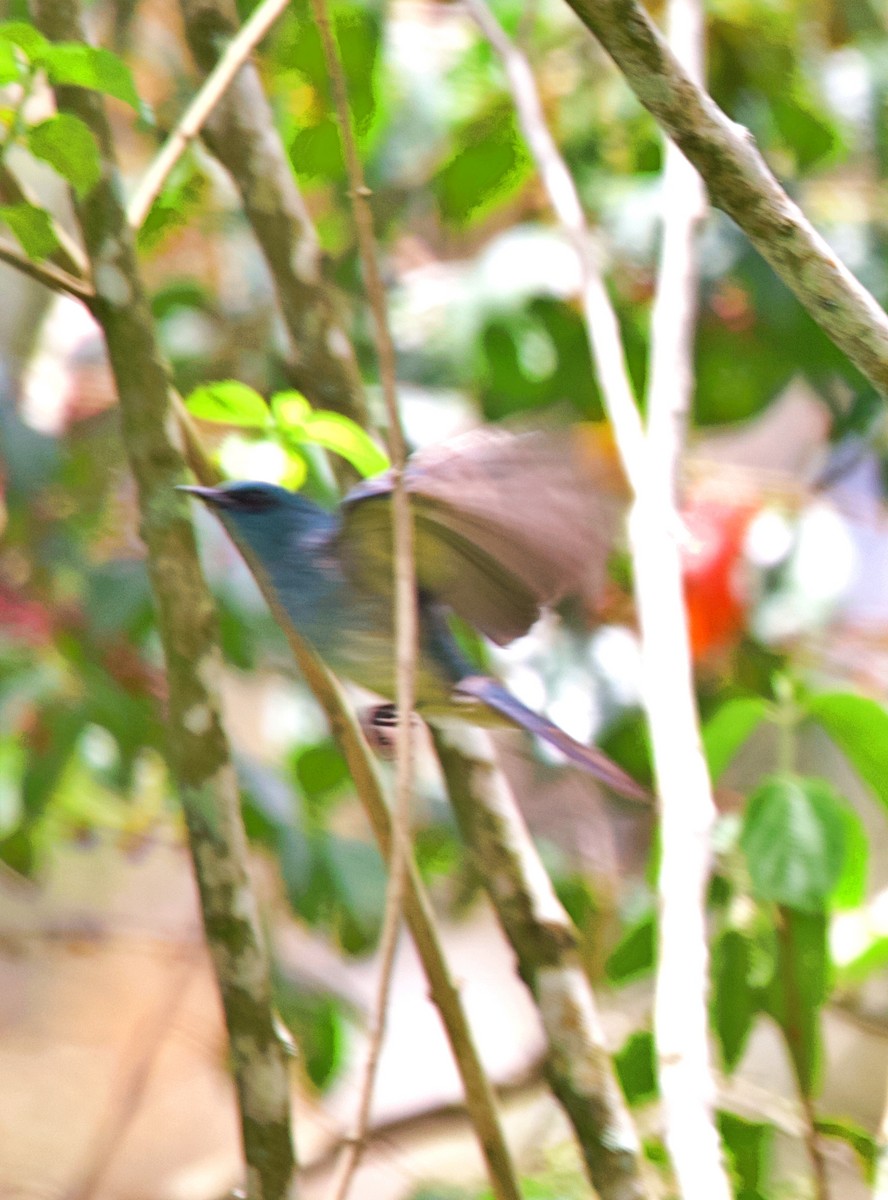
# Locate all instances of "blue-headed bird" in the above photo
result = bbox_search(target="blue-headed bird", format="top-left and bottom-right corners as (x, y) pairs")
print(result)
(182, 427), (647, 801)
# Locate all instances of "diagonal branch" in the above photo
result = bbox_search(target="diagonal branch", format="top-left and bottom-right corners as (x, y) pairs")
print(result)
(127, 0), (291, 229)
(178, 0), (369, 426)
(561, 0), (888, 397)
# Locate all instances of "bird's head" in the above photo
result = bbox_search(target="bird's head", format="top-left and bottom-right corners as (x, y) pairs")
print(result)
(179, 481), (334, 556)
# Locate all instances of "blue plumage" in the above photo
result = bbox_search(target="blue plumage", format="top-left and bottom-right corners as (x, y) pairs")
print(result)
(182, 432), (647, 801)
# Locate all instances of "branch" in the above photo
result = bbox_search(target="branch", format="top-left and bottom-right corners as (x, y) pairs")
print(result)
(127, 0), (291, 229)
(287, 658), (523, 1200)
(0, 163), (89, 279)
(30, 4), (295, 1197)
(641, 0), (731, 1196)
(307, 1), (419, 1195)
(0, 238), (94, 302)
(433, 727), (652, 1200)
(177, 0), (369, 426)
(468, 3), (731, 1195)
(562, 0), (888, 397)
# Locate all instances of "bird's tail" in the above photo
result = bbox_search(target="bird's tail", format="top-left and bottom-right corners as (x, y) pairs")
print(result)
(453, 675), (651, 803)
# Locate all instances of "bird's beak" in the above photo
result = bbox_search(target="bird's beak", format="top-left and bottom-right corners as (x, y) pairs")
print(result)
(177, 484), (228, 507)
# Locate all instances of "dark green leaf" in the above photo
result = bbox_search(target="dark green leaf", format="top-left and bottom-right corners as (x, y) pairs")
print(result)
(0, 201), (60, 261)
(605, 910), (655, 984)
(435, 108), (532, 227)
(765, 908), (828, 1096)
(702, 696), (770, 782)
(614, 1030), (658, 1106)
(806, 691), (888, 810)
(718, 1110), (773, 1196)
(185, 380), (270, 427)
(740, 775), (847, 912)
(712, 929), (760, 1071)
(27, 113), (101, 198)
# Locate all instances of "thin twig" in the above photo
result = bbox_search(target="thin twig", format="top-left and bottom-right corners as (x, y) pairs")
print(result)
(177, 0), (369, 426)
(463, 0), (646, 491)
(262, 631), (524, 1200)
(0, 163), (89, 278)
(467, 3), (731, 1195)
(0, 238), (94, 302)
(308, 1), (418, 1197)
(562, 0), (888, 397)
(126, 0), (291, 229)
(641, 0), (731, 1196)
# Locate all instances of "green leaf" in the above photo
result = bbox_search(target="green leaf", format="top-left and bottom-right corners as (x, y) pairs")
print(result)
(0, 21), (49, 59)
(605, 910), (656, 984)
(435, 107), (532, 227)
(0, 36), (22, 85)
(740, 776), (847, 912)
(806, 692), (888, 810)
(185, 380), (270, 428)
(614, 1030), (658, 1106)
(815, 1117), (877, 1182)
(718, 1110), (773, 1196)
(765, 908), (828, 1097)
(26, 113), (101, 198)
(832, 805), (869, 910)
(0, 202), (60, 261)
(41, 43), (140, 109)
(272, 392), (389, 478)
(712, 929), (760, 1071)
(702, 696), (770, 782)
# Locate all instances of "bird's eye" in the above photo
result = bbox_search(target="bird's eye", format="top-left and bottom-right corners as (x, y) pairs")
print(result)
(228, 487), (276, 512)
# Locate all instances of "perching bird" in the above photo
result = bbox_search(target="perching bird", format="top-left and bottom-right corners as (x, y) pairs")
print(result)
(182, 426), (647, 800)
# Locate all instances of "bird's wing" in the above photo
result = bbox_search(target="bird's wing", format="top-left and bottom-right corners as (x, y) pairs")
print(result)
(339, 425), (629, 644)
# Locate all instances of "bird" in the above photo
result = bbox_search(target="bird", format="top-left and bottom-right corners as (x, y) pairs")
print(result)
(181, 426), (648, 801)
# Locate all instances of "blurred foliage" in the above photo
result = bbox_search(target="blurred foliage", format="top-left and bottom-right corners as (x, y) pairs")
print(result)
(2, 0), (888, 1192)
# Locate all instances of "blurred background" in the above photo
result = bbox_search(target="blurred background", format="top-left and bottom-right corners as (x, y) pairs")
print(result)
(3, 0), (888, 1196)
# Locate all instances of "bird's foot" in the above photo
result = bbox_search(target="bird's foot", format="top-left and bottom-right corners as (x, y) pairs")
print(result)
(359, 703), (420, 759)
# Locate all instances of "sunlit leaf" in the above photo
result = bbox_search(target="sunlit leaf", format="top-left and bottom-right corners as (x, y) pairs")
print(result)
(0, 21), (48, 59)
(272, 391), (389, 477)
(186, 380), (270, 428)
(27, 113), (101, 198)
(0, 37), (21, 85)
(41, 43), (140, 109)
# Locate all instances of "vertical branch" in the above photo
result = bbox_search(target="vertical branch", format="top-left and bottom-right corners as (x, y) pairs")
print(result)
(468, 3), (731, 1196)
(29, 4), (295, 1198)
(307, 1), (418, 1196)
(641, 2), (730, 1197)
